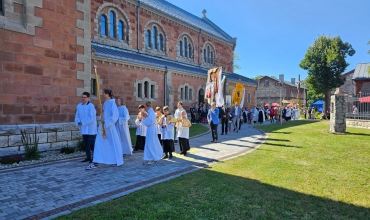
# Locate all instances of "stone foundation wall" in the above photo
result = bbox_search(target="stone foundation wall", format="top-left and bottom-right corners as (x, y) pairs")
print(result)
(346, 119), (370, 129)
(0, 122), (81, 156)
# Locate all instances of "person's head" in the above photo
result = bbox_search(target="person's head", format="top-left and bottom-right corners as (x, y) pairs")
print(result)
(211, 102), (216, 109)
(353, 105), (356, 109)
(155, 106), (161, 116)
(181, 110), (187, 119)
(116, 97), (125, 106)
(177, 101), (183, 109)
(146, 101), (152, 108)
(163, 106), (170, 115)
(81, 92), (90, 104)
(138, 104), (145, 112)
(235, 102), (238, 107)
(103, 88), (114, 99)
(223, 103), (226, 107)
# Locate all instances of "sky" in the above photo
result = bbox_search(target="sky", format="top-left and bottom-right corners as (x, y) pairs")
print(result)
(167, 0), (370, 81)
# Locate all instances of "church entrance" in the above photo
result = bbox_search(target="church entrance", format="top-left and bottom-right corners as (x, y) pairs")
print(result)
(198, 88), (204, 104)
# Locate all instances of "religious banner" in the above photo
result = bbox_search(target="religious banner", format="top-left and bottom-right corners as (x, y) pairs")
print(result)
(226, 95), (231, 107)
(206, 67), (224, 107)
(232, 82), (244, 105)
(240, 88), (246, 108)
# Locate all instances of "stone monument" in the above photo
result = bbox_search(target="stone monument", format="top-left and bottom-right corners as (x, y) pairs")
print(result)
(330, 88), (347, 133)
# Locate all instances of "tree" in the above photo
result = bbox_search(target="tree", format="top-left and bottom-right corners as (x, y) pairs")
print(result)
(299, 35), (355, 118)
(233, 51), (241, 71)
(252, 75), (277, 81)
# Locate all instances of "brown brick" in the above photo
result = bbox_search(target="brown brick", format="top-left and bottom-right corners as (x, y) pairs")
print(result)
(0, 94), (14, 104)
(34, 75), (52, 85)
(61, 51), (76, 61)
(35, 96), (52, 105)
(69, 44), (76, 52)
(35, 27), (49, 39)
(43, 105), (60, 113)
(52, 78), (69, 86)
(60, 105), (75, 114)
(3, 41), (23, 52)
(35, 114), (53, 123)
(13, 33), (33, 45)
(0, 51), (14, 62)
(24, 65), (43, 75)
(14, 115), (34, 124)
(34, 56), (52, 67)
(59, 24), (71, 34)
(4, 63), (23, 73)
(24, 45), (44, 56)
(60, 69), (75, 78)
(68, 96), (80, 105)
(24, 85), (43, 95)
(54, 41), (70, 51)
(0, 29), (13, 41)
(53, 59), (69, 69)
(63, 16), (75, 26)
(49, 11), (64, 22)
(24, 105), (42, 114)
(33, 38), (53, 48)
(49, 31), (64, 41)
(35, 7), (49, 18)
(0, 115), (13, 124)
(63, 0), (75, 9)
(61, 87), (76, 96)
(53, 96), (68, 104)
(76, 28), (84, 38)
(43, 68), (60, 77)
(44, 0), (56, 11)
(76, 63), (84, 71)
(63, 35), (76, 44)
(44, 49), (60, 58)
(56, 5), (68, 15)
(69, 79), (83, 87)
(2, 83), (24, 94)
(15, 95), (34, 105)
(52, 114), (69, 122)
(14, 54), (35, 65)
(42, 85), (59, 95)
(43, 20), (60, 31)
(69, 62), (76, 70)
(3, 104), (23, 114)
(13, 73), (33, 84)
(76, 45), (84, 54)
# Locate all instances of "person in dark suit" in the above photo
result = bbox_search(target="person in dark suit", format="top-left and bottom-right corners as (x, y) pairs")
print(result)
(231, 102), (242, 133)
(220, 103), (230, 135)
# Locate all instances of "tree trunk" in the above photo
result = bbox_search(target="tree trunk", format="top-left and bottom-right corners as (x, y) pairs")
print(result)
(323, 90), (331, 119)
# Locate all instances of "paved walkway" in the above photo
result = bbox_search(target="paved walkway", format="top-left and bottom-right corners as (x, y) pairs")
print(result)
(0, 125), (266, 220)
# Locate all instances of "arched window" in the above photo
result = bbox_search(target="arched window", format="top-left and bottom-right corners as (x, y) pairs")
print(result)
(158, 34), (164, 51)
(144, 81), (149, 98)
(100, 15), (107, 36)
(184, 37), (188, 57)
(210, 51), (214, 64)
(188, 44), (192, 58)
(207, 46), (210, 63)
(152, 26), (157, 49)
(203, 49), (207, 62)
(179, 41), (183, 56)
(247, 92), (251, 103)
(145, 30), (151, 48)
(185, 86), (188, 100)
(109, 11), (116, 38)
(118, 21), (124, 40)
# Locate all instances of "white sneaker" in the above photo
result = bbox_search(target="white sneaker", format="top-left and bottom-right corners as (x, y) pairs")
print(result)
(85, 163), (97, 170)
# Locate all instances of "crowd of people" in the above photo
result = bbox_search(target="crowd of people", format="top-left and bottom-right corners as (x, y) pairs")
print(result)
(75, 89), (192, 170)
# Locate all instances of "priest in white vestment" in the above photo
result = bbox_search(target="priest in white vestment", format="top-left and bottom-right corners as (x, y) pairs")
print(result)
(142, 101), (163, 164)
(115, 97), (133, 155)
(86, 88), (123, 169)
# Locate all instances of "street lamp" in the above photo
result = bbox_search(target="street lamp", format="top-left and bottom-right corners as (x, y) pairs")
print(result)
(275, 81), (283, 125)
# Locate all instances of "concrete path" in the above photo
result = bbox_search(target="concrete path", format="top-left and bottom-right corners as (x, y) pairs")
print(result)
(0, 125), (266, 220)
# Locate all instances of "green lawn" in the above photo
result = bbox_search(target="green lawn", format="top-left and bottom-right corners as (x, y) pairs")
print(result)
(56, 120), (370, 219)
(129, 124), (209, 145)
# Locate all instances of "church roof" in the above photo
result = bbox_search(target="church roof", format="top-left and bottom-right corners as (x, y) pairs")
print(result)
(352, 63), (370, 80)
(92, 43), (256, 85)
(138, 0), (235, 44)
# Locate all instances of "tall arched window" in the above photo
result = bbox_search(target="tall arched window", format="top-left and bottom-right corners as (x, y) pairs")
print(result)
(185, 86), (188, 100)
(179, 41), (183, 56)
(207, 46), (210, 63)
(188, 44), (192, 58)
(203, 49), (206, 62)
(152, 26), (157, 49)
(158, 34), (164, 51)
(210, 51), (214, 64)
(144, 81), (149, 98)
(118, 21), (124, 40)
(184, 37), (188, 57)
(100, 15), (107, 36)
(145, 30), (151, 48)
(109, 11), (116, 38)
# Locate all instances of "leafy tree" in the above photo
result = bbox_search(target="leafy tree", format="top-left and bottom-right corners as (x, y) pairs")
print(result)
(252, 75), (277, 81)
(299, 35), (355, 118)
(233, 52), (241, 71)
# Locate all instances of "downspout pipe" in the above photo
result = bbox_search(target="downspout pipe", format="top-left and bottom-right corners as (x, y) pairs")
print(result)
(137, 1), (141, 52)
(164, 66), (168, 106)
(198, 28), (201, 66)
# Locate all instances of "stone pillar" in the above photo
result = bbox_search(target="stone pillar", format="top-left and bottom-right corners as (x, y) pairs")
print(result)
(166, 71), (175, 110)
(330, 88), (346, 133)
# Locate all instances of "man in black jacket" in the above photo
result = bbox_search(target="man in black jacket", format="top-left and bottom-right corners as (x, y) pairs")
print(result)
(220, 103), (230, 135)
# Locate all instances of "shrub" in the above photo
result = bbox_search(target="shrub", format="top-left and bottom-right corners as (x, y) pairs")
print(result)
(21, 128), (40, 160)
(76, 139), (84, 152)
(0, 154), (23, 164)
(60, 145), (75, 154)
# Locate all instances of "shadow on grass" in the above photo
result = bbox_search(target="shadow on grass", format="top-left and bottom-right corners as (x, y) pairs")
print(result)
(255, 120), (320, 133)
(346, 132), (370, 137)
(263, 142), (302, 148)
(56, 169), (370, 220)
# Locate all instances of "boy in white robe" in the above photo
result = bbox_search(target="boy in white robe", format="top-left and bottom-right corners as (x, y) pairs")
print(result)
(75, 92), (97, 163)
(115, 97), (132, 155)
(174, 101), (186, 143)
(142, 101), (163, 165)
(86, 88), (123, 169)
(177, 110), (191, 156)
(161, 106), (176, 159)
(133, 110), (147, 151)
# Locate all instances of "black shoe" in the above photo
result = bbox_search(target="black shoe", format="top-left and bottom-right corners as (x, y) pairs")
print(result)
(174, 140), (178, 143)
(225, 133), (228, 135)
(81, 158), (91, 162)
(180, 152), (184, 155)
(221, 133), (224, 135)
(169, 154), (173, 158)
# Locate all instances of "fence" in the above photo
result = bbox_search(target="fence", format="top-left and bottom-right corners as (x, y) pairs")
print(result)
(345, 93), (370, 120)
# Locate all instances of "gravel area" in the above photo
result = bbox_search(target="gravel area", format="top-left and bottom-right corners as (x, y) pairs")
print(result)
(0, 150), (85, 170)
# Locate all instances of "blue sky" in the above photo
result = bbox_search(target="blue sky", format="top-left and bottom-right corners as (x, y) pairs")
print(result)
(168, 0), (370, 81)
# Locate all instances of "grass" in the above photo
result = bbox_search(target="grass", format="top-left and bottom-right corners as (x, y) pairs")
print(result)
(56, 120), (370, 219)
(129, 124), (209, 145)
